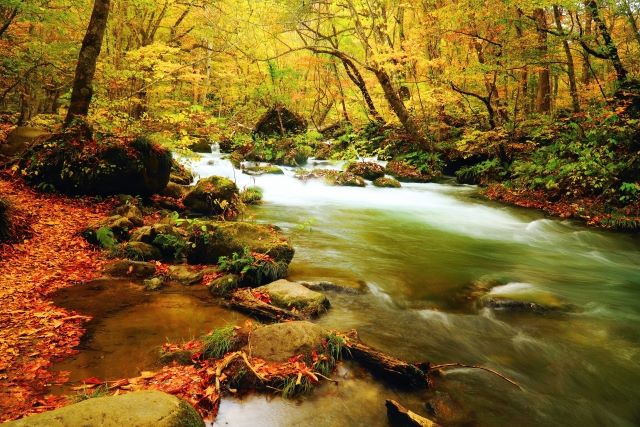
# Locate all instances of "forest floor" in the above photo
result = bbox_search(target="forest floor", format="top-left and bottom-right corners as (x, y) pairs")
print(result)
(0, 176), (111, 422)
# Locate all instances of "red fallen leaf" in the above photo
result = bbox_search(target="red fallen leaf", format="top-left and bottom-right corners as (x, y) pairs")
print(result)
(251, 291), (271, 304)
(80, 376), (104, 385)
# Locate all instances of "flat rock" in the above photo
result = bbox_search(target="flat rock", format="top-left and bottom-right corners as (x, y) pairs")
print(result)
(4, 390), (204, 427)
(248, 321), (325, 362)
(256, 279), (330, 315)
(103, 260), (156, 278)
(168, 265), (204, 285)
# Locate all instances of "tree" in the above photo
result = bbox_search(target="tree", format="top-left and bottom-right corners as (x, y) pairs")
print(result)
(64, 0), (111, 127)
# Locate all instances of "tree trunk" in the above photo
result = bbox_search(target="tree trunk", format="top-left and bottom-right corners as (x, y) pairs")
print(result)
(553, 6), (580, 112)
(372, 67), (429, 148)
(534, 8), (551, 113)
(584, 0), (628, 85)
(582, 8), (593, 84)
(621, 0), (640, 48)
(64, 0), (111, 127)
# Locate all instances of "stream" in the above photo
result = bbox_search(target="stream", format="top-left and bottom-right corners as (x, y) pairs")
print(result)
(54, 148), (640, 427)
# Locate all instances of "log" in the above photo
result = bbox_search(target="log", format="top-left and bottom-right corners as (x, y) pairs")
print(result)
(344, 334), (429, 389)
(386, 400), (440, 427)
(227, 288), (302, 323)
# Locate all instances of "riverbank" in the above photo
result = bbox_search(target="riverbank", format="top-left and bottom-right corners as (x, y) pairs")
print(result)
(0, 177), (110, 421)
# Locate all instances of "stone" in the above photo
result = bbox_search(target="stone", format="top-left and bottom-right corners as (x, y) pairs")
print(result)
(385, 160), (436, 183)
(373, 177), (401, 188)
(169, 160), (195, 185)
(207, 274), (240, 296)
(143, 277), (165, 291)
(183, 176), (239, 215)
(4, 390), (204, 427)
(104, 260), (156, 278)
(242, 165), (284, 176)
(168, 265), (204, 285)
(334, 172), (366, 187)
(254, 106), (307, 137)
(346, 161), (385, 180)
(256, 279), (330, 315)
(120, 241), (162, 261)
(111, 204), (144, 227)
(248, 321), (325, 362)
(161, 182), (190, 199)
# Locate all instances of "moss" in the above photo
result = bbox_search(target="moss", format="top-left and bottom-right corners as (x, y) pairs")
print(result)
(183, 176), (239, 215)
(373, 177), (401, 188)
(240, 186), (263, 205)
(346, 161), (385, 180)
(202, 326), (236, 359)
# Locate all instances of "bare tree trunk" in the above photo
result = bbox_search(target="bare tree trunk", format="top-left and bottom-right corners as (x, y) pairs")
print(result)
(64, 0), (111, 127)
(515, 8), (529, 118)
(534, 8), (551, 113)
(553, 5), (580, 112)
(372, 67), (429, 148)
(582, 8), (593, 84)
(621, 0), (640, 48)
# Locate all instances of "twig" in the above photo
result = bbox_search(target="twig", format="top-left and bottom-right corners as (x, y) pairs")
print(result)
(430, 363), (522, 390)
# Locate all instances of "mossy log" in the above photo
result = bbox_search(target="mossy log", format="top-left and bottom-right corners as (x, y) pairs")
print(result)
(227, 288), (302, 322)
(344, 333), (429, 389)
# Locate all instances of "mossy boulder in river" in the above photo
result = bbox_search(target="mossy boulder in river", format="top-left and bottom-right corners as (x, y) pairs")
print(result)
(256, 279), (330, 316)
(385, 160), (437, 183)
(373, 177), (401, 188)
(185, 221), (294, 267)
(346, 161), (385, 180)
(20, 134), (172, 195)
(169, 160), (195, 185)
(247, 321), (325, 362)
(242, 165), (284, 176)
(183, 176), (239, 215)
(3, 390), (205, 427)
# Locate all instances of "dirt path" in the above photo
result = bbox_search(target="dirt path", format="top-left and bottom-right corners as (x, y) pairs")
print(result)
(0, 177), (111, 421)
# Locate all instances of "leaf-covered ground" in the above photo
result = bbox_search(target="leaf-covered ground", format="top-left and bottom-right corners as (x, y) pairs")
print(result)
(0, 177), (111, 422)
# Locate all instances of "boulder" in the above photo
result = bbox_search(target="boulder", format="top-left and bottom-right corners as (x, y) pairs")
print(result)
(168, 265), (204, 285)
(130, 223), (175, 244)
(169, 160), (195, 185)
(256, 279), (329, 316)
(248, 321), (325, 362)
(254, 105), (307, 137)
(373, 177), (401, 188)
(104, 260), (156, 278)
(189, 138), (212, 153)
(4, 390), (204, 427)
(185, 221), (294, 267)
(119, 241), (162, 261)
(143, 277), (165, 291)
(183, 176), (239, 215)
(82, 215), (134, 244)
(346, 161), (385, 180)
(20, 135), (172, 196)
(111, 204), (144, 227)
(385, 160), (435, 183)
(161, 182), (190, 199)
(334, 172), (366, 187)
(207, 274), (240, 296)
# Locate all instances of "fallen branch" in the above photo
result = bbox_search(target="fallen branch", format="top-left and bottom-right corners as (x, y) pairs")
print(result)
(386, 399), (439, 427)
(227, 288), (302, 322)
(429, 363), (522, 390)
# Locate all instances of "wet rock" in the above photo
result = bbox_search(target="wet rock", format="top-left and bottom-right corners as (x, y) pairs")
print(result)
(4, 390), (205, 427)
(242, 165), (284, 176)
(169, 160), (195, 185)
(248, 321), (325, 362)
(129, 223), (175, 244)
(159, 349), (194, 366)
(103, 260), (156, 278)
(183, 176), (239, 215)
(207, 274), (240, 296)
(168, 265), (204, 285)
(386, 399), (439, 427)
(373, 177), (401, 188)
(346, 161), (385, 180)
(111, 204), (144, 227)
(481, 298), (564, 314)
(299, 280), (364, 295)
(189, 138), (212, 153)
(119, 241), (162, 261)
(254, 105), (307, 137)
(256, 279), (330, 316)
(334, 172), (366, 187)
(143, 277), (165, 291)
(185, 221), (294, 267)
(385, 160), (436, 183)
(425, 391), (473, 425)
(0, 127), (50, 160)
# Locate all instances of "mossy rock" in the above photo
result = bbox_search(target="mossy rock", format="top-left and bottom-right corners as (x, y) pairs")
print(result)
(385, 160), (436, 183)
(82, 215), (134, 244)
(118, 241), (162, 261)
(111, 204), (144, 227)
(256, 279), (330, 316)
(242, 165), (284, 176)
(346, 161), (385, 180)
(207, 273), (240, 296)
(185, 221), (294, 267)
(188, 138), (212, 153)
(254, 106), (307, 137)
(161, 182), (190, 199)
(183, 176), (239, 215)
(373, 177), (401, 188)
(240, 186), (263, 205)
(334, 172), (366, 187)
(4, 390), (205, 427)
(168, 265), (204, 285)
(247, 321), (325, 362)
(20, 135), (172, 196)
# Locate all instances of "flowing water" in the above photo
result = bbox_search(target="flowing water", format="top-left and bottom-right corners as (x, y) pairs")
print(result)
(52, 148), (640, 427)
